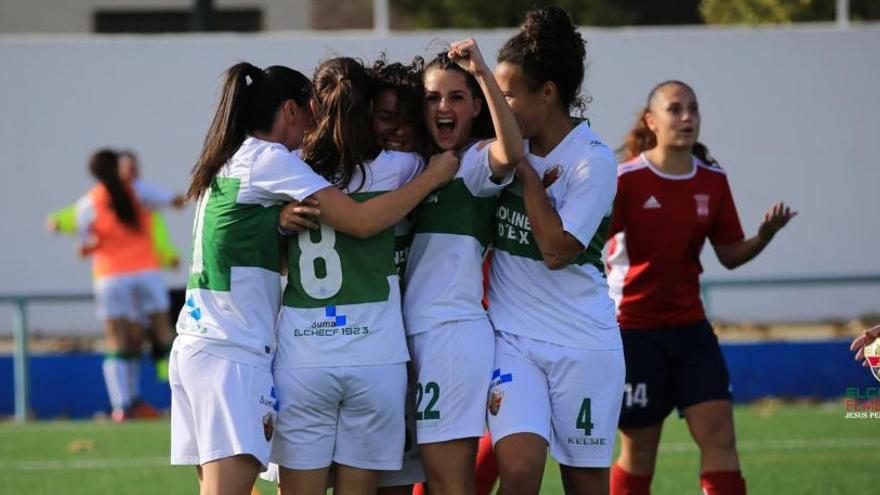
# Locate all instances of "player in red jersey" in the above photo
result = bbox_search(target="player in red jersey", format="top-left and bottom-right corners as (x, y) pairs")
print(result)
(607, 81), (796, 495)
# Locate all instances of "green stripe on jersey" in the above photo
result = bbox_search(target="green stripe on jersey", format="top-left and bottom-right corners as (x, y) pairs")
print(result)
(188, 178), (282, 292)
(283, 191), (396, 309)
(494, 186), (610, 273)
(412, 178), (497, 247)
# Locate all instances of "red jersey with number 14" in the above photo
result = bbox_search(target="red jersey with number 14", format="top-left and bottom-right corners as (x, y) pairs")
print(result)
(607, 153), (744, 329)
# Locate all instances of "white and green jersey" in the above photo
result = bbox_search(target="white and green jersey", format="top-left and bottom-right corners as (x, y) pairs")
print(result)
(176, 137), (331, 368)
(275, 151), (423, 368)
(488, 122), (621, 350)
(403, 143), (511, 335)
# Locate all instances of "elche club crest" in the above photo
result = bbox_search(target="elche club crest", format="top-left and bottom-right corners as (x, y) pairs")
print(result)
(865, 339), (880, 383)
(263, 412), (275, 441)
(542, 165), (563, 188)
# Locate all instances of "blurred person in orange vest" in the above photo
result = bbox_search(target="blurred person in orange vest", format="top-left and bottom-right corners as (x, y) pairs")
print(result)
(72, 149), (179, 422)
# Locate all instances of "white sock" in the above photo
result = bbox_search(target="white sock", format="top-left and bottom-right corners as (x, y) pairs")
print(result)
(102, 356), (131, 411)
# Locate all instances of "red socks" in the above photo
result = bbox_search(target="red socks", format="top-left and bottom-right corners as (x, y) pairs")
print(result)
(700, 470), (746, 495)
(610, 464), (653, 495)
(474, 432), (499, 495)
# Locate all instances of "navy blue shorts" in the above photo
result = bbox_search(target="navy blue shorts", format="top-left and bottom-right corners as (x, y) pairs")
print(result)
(617, 320), (732, 428)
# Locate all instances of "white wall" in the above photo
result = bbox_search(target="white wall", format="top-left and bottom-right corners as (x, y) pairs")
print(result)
(1, 25), (878, 335)
(0, 0), (311, 33)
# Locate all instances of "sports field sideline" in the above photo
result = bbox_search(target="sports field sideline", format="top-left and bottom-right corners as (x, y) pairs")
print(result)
(1, 402), (875, 494)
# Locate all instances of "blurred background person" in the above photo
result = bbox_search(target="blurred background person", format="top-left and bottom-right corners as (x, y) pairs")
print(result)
(65, 149), (179, 422)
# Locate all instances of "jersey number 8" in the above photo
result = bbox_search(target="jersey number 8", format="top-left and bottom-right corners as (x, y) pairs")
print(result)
(298, 224), (343, 300)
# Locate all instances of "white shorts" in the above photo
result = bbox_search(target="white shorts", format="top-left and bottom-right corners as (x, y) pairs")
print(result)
(263, 404), (425, 487)
(408, 319), (495, 444)
(272, 363), (407, 471)
(169, 340), (277, 467)
(378, 378), (425, 487)
(487, 331), (625, 468)
(94, 270), (169, 321)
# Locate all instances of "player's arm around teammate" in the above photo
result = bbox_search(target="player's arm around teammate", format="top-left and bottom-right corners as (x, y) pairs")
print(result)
(172, 61), (457, 495)
(607, 81), (795, 495)
(399, 38), (523, 495)
(271, 57), (458, 495)
(487, 7), (623, 495)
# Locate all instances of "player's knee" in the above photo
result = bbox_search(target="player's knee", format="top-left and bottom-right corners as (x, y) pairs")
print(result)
(499, 459), (543, 495)
(693, 420), (736, 453)
(620, 431), (660, 472)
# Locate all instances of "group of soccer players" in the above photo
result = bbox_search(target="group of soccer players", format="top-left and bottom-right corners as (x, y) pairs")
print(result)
(164, 5), (797, 495)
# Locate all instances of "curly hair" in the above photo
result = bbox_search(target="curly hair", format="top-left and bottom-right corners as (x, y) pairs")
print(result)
(498, 6), (589, 114)
(369, 56), (428, 151)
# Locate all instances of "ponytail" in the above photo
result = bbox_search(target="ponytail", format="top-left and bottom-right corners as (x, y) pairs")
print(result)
(188, 62), (313, 200)
(89, 149), (140, 229)
(301, 57), (377, 192)
(188, 62), (257, 200)
(618, 80), (718, 166)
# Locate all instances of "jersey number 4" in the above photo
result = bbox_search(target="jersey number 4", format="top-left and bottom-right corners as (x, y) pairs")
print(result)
(577, 398), (594, 436)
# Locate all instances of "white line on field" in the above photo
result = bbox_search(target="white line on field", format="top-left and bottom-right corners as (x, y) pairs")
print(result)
(1, 438), (876, 471)
(660, 437), (877, 453)
(0, 457), (168, 471)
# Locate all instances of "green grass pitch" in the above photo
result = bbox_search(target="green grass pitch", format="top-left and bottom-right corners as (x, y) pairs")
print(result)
(1, 402), (876, 494)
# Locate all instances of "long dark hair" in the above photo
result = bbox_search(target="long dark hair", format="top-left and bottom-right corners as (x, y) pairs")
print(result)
(300, 57), (378, 191)
(89, 149), (139, 229)
(415, 51), (494, 143)
(498, 6), (589, 115)
(619, 80), (716, 165)
(188, 62), (313, 199)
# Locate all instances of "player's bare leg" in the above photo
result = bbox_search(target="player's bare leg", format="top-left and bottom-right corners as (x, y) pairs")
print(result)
(148, 310), (175, 351)
(334, 464), (379, 495)
(278, 466), (330, 495)
(199, 454), (261, 495)
(421, 437), (479, 495)
(682, 400), (740, 471)
(104, 318), (126, 352)
(494, 433), (547, 495)
(559, 465), (609, 495)
(615, 422), (663, 475)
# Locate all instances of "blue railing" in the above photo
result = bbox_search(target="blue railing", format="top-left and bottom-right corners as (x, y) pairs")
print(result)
(2, 273), (879, 422)
(0, 293), (93, 423)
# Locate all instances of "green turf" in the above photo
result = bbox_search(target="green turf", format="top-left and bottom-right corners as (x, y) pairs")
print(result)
(0, 402), (876, 494)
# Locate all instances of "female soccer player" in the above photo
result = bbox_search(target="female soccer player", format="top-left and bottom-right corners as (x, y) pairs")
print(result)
(172, 61), (457, 495)
(488, 7), (623, 495)
(369, 57), (430, 495)
(271, 57), (458, 495)
(74, 149), (177, 423)
(607, 80), (796, 495)
(402, 38), (522, 495)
